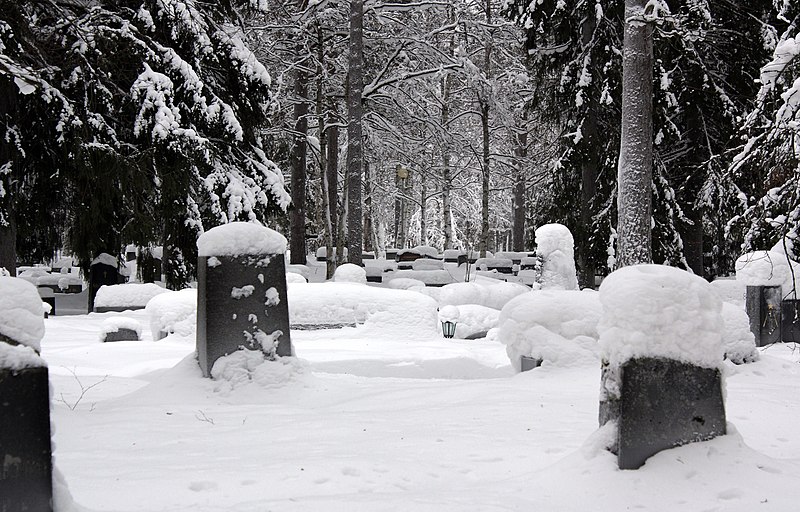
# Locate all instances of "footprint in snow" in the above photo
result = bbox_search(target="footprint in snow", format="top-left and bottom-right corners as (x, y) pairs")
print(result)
(189, 481), (218, 492)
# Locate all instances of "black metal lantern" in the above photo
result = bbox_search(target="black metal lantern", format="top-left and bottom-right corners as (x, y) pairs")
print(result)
(441, 320), (457, 339)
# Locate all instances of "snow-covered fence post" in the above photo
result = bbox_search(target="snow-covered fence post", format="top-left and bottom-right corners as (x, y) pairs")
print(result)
(0, 277), (53, 511)
(196, 223), (292, 378)
(598, 265), (726, 470)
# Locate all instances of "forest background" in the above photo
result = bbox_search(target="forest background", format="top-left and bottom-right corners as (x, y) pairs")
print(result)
(1, 0), (798, 288)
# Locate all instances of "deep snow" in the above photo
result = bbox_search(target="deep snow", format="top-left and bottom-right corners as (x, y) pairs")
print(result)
(39, 296), (800, 511)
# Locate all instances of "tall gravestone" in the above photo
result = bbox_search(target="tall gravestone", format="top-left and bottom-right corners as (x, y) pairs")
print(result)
(0, 276), (53, 511)
(196, 223), (292, 378)
(89, 253), (122, 313)
(598, 265), (726, 470)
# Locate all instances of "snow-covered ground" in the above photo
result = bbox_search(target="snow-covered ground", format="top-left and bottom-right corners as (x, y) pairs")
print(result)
(42, 306), (800, 511)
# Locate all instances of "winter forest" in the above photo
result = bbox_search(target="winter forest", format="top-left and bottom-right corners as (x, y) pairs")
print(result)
(2, 0), (800, 283)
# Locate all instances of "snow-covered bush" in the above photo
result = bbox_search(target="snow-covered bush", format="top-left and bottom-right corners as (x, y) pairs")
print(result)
(144, 288), (197, 340)
(333, 263), (367, 284)
(709, 278), (748, 308)
(535, 223), (579, 290)
(94, 283), (169, 310)
(483, 282), (530, 310)
(499, 289), (602, 370)
(438, 282), (488, 308)
(721, 302), (759, 364)
(449, 304), (500, 339)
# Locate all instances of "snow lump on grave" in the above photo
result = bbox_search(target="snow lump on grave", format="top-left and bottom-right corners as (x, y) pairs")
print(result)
(0, 277), (46, 369)
(197, 221), (287, 257)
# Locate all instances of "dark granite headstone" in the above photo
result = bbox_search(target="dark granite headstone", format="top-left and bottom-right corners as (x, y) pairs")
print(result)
(600, 357), (726, 470)
(89, 261), (121, 313)
(102, 328), (140, 343)
(520, 355), (542, 372)
(781, 300), (800, 343)
(197, 254), (292, 377)
(38, 288), (56, 317)
(139, 255), (162, 283)
(0, 366), (53, 512)
(746, 285), (782, 346)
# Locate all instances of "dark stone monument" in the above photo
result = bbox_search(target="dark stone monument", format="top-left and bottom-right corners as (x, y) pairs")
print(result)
(89, 255), (121, 313)
(197, 254), (293, 377)
(139, 253), (162, 283)
(781, 300), (800, 343)
(745, 285), (782, 346)
(599, 357), (726, 470)
(38, 287), (55, 317)
(520, 355), (542, 372)
(102, 328), (140, 343)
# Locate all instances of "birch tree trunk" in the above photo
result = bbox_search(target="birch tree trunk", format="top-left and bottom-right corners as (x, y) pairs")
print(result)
(346, 0), (364, 266)
(616, 0), (654, 268)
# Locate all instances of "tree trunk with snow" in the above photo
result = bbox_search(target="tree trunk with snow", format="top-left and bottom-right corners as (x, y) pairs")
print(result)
(479, 101), (491, 258)
(290, 58), (309, 265)
(578, 13), (599, 286)
(512, 126), (527, 252)
(346, 0), (364, 266)
(363, 161), (373, 252)
(616, 0), (654, 268)
(441, 74), (453, 250)
(325, 111), (340, 279)
(0, 215), (16, 276)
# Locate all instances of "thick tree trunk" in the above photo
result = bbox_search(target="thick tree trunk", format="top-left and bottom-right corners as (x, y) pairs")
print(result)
(616, 0), (654, 268)
(512, 126), (527, 252)
(578, 10), (599, 286)
(346, 0), (364, 266)
(0, 214), (16, 276)
(681, 102), (705, 276)
(290, 62), (309, 265)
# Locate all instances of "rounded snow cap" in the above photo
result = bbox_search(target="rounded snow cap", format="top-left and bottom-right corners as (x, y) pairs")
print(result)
(333, 263), (367, 284)
(598, 264), (723, 369)
(0, 276), (46, 351)
(197, 222), (287, 257)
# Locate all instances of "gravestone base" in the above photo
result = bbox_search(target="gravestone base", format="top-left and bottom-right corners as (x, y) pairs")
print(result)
(0, 366), (53, 512)
(520, 355), (543, 372)
(600, 357), (726, 470)
(102, 328), (140, 343)
(197, 254), (292, 378)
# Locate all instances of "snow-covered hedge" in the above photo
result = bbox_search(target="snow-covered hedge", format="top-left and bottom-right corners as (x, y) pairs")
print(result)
(288, 283), (438, 336)
(95, 283), (168, 309)
(499, 289), (602, 370)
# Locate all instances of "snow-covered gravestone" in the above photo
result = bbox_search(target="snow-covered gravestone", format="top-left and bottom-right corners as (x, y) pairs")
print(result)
(534, 224), (579, 290)
(598, 265), (726, 470)
(0, 277), (53, 511)
(735, 251), (793, 346)
(196, 223), (292, 378)
(89, 252), (122, 312)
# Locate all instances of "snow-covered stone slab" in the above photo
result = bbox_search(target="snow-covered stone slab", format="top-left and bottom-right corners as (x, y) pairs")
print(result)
(598, 264), (726, 470)
(99, 317), (142, 343)
(94, 283), (168, 313)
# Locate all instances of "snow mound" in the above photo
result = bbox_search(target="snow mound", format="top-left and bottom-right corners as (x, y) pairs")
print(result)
(599, 264), (724, 370)
(398, 245), (439, 259)
(385, 278), (426, 290)
(288, 283), (438, 337)
(438, 282), (487, 308)
(498, 289), (602, 370)
(483, 281), (530, 310)
(0, 343), (45, 370)
(211, 350), (310, 393)
(535, 223), (578, 290)
(333, 263), (367, 284)
(99, 317), (143, 341)
(94, 283), (168, 309)
(144, 288), (197, 340)
(710, 278), (747, 307)
(197, 222), (287, 257)
(286, 272), (307, 284)
(450, 304), (500, 339)
(735, 250), (798, 294)
(438, 305), (460, 322)
(287, 264), (310, 280)
(0, 276), (46, 351)
(721, 302), (759, 364)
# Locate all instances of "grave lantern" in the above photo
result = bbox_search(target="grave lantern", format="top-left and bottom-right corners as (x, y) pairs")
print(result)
(441, 320), (457, 339)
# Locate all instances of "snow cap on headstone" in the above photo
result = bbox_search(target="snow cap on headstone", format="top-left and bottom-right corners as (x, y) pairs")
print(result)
(0, 276), (46, 352)
(197, 222), (287, 257)
(598, 264), (723, 369)
(735, 250), (797, 292)
(333, 263), (367, 284)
